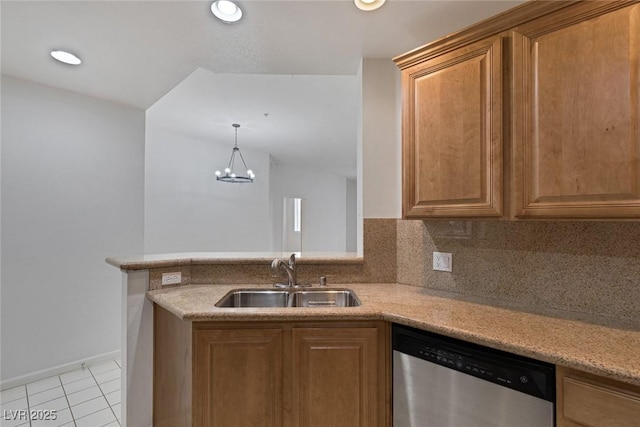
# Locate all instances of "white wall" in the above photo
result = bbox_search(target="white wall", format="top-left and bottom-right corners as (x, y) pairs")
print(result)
(0, 58), (400, 383)
(362, 59), (402, 218)
(1, 76), (145, 382)
(145, 125), (354, 254)
(144, 126), (271, 253)
(356, 61), (364, 254)
(0, 74), (4, 386)
(270, 163), (347, 252)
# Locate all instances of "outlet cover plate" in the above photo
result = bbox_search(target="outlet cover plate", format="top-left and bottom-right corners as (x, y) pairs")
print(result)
(162, 272), (182, 286)
(433, 252), (452, 272)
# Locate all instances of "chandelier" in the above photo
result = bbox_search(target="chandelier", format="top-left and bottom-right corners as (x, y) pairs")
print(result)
(214, 123), (255, 183)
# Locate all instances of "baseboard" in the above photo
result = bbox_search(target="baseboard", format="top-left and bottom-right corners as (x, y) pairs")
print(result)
(1, 350), (121, 391)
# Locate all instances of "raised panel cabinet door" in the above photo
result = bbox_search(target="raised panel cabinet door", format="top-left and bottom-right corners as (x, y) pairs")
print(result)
(556, 366), (640, 427)
(402, 35), (503, 218)
(512, 2), (640, 218)
(193, 328), (284, 427)
(291, 328), (380, 427)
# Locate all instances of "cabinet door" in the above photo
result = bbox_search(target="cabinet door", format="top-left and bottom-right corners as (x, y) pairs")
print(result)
(402, 35), (503, 218)
(290, 327), (381, 427)
(193, 328), (283, 427)
(557, 366), (640, 427)
(512, 3), (640, 218)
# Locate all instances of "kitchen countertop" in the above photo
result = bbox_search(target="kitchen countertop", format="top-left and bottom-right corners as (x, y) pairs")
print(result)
(147, 282), (640, 387)
(106, 251), (362, 270)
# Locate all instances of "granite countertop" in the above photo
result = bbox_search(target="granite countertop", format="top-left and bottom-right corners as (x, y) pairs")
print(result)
(147, 282), (640, 387)
(107, 251), (363, 270)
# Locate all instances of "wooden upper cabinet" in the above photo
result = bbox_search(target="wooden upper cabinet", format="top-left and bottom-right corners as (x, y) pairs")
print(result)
(511, 2), (640, 218)
(400, 34), (503, 218)
(397, 0), (640, 220)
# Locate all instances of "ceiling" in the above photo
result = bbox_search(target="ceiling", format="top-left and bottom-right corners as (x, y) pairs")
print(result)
(1, 0), (523, 178)
(147, 69), (360, 177)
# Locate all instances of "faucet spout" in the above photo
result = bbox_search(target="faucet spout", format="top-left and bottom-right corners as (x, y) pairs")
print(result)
(271, 254), (297, 287)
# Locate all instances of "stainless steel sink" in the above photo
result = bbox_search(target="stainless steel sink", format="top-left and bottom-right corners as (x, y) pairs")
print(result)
(290, 289), (360, 307)
(214, 288), (361, 308)
(214, 289), (289, 308)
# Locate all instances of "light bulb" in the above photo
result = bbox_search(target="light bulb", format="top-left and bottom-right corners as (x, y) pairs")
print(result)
(230, 173), (236, 178)
(217, 0), (237, 15)
(51, 50), (82, 65)
(211, 0), (243, 23)
(224, 168), (231, 174)
(215, 170), (221, 176)
(354, 0), (385, 11)
(246, 169), (253, 175)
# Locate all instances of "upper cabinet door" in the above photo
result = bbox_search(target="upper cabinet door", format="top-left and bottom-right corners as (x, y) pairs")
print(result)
(401, 35), (503, 218)
(512, 2), (640, 219)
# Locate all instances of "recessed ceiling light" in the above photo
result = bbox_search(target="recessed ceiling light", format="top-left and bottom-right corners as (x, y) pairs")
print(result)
(50, 50), (82, 65)
(354, 0), (386, 12)
(211, 0), (243, 23)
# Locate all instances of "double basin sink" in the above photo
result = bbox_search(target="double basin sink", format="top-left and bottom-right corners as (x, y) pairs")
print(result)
(215, 288), (361, 308)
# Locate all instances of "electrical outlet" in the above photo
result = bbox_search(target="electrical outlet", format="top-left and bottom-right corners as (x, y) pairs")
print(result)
(162, 272), (182, 286)
(433, 252), (452, 272)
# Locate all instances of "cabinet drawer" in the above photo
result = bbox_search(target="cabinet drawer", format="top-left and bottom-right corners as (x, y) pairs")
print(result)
(558, 367), (640, 427)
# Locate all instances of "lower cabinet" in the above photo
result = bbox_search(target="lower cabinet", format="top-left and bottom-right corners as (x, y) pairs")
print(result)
(193, 328), (284, 426)
(557, 366), (640, 427)
(153, 306), (390, 427)
(291, 327), (382, 427)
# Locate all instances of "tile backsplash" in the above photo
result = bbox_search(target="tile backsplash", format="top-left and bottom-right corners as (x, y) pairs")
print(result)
(397, 220), (640, 321)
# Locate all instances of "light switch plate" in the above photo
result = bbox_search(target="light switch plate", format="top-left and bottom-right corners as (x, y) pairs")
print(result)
(433, 252), (452, 272)
(162, 272), (182, 286)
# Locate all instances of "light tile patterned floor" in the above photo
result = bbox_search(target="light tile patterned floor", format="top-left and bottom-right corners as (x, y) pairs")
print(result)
(0, 359), (121, 427)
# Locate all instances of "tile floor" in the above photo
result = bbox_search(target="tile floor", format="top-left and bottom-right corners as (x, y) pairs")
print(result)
(0, 359), (121, 427)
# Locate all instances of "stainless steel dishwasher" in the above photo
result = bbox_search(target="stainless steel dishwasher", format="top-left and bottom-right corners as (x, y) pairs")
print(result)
(393, 324), (555, 427)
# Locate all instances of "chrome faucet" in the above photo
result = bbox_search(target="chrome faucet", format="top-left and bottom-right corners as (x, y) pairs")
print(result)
(271, 254), (297, 288)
